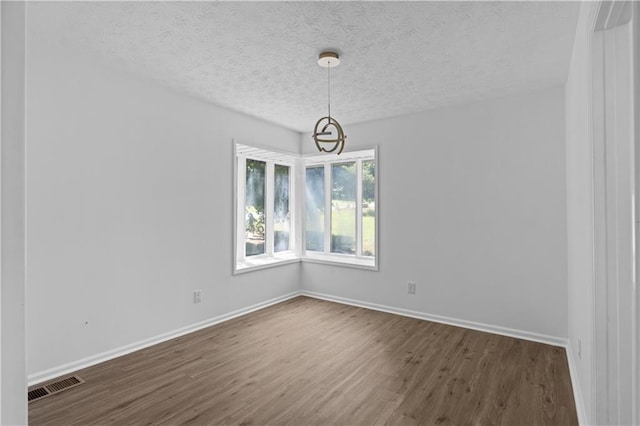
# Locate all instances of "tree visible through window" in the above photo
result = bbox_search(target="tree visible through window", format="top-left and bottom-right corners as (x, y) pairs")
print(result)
(245, 159), (265, 257)
(274, 164), (290, 252)
(331, 162), (356, 254)
(304, 149), (376, 262)
(305, 166), (325, 252)
(235, 143), (376, 273)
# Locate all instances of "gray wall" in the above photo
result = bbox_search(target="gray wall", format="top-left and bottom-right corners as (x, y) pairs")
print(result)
(1, 1), (27, 424)
(301, 87), (568, 340)
(26, 38), (300, 376)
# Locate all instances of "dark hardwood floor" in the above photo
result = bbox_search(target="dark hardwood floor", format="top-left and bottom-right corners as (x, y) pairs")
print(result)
(29, 296), (578, 425)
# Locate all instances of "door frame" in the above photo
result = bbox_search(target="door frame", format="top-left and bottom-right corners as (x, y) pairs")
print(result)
(591, 1), (637, 424)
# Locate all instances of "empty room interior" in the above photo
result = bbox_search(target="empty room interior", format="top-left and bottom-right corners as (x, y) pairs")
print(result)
(1, 1), (639, 425)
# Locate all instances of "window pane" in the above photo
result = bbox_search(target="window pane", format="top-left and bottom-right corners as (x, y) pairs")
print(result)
(305, 167), (325, 251)
(362, 160), (376, 257)
(245, 159), (265, 256)
(331, 162), (356, 254)
(274, 164), (290, 252)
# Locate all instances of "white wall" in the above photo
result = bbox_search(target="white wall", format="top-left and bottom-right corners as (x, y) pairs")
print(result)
(25, 34), (300, 376)
(565, 2), (599, 424)
(301, 87), (568, 341)
(1, 1), (27, 423)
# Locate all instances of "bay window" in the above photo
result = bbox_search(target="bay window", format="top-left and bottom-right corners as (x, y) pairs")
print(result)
(234, 142), (377, 273)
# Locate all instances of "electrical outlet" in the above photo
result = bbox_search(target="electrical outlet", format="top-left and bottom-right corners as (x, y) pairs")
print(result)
(408, 281), (416, 294)
(578, 338), (582, 359)
(194, 290), (202, 304)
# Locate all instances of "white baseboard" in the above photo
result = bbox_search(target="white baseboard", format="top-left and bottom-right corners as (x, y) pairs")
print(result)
(300, 290), (568, 347)
(28, 290), (302, 386)
(565, 343), (588, 425)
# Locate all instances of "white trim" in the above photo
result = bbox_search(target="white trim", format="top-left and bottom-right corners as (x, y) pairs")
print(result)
(0, 4), (4, 424)
(234, 141), (299, 274)
(0, 5), (4, 420)
(584, 5), (601, 422)
(284, 163), (296, 253)
(295, 157), (305, 256)
(27, 291), (302, 386)
(234, 152), (246, 267)
(567, 343), (589, 426)
(372, 148), (380, 261)
(235, 142), (298, 165)
(300, 290), (567, 347)
(355, 159), (363, 256)
(323, 162), (331, 252)
(303, 147), (376, 164)
(265, 161), (274, 255)
(591, 3), (637, 423)
(235, 252), (300, 274)
(302, 252), (376, 270)
(634, 3), (640, 423)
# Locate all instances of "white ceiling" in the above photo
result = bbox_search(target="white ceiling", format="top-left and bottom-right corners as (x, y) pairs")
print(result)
(28, 1), (580, 133)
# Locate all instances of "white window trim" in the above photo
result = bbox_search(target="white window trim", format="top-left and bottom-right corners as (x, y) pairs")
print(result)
(301, 147), (378, 271)
(303, 251), (377, 270)
(233, 142), (299, 274)
(233, 142), (378, 273)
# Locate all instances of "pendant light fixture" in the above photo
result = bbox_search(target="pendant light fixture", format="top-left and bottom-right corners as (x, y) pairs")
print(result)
(312, 51), (347, 155)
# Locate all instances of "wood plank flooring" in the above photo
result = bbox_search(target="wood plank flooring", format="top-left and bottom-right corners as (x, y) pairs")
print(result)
(29, 296), (578, 425)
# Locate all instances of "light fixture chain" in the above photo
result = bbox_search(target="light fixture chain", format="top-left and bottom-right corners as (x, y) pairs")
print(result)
(327, 62), (331, 120)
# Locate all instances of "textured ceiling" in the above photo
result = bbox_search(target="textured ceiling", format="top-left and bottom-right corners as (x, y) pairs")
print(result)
(28, 1), (579, 132)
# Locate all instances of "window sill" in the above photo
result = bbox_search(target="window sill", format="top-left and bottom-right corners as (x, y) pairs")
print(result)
(235, 251), (378, 274)
(234, 252), (300, 274)
(302, 252), (377, 271)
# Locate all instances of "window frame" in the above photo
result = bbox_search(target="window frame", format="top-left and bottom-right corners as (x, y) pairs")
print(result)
(302, 147), (378, 271)
(233, 142), (299, 274)
(233, 141), (378, 274)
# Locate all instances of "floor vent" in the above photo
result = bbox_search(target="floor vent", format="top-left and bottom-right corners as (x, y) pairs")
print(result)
(28, 375), (85, 402)
(28, 387), (50, 402)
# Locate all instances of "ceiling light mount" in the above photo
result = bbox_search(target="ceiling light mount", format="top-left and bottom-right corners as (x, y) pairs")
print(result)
(317, 51), (340, 68)
(312, 51), (347, 155)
